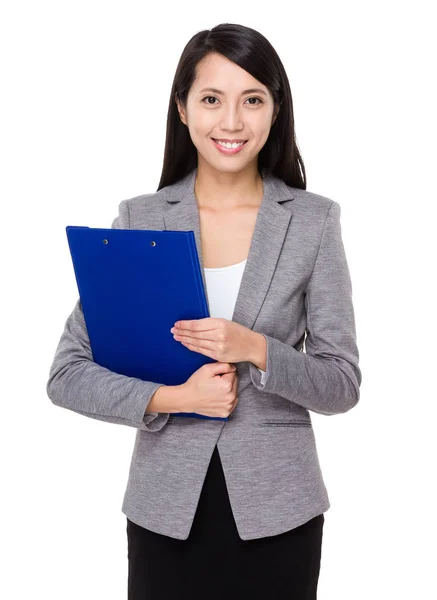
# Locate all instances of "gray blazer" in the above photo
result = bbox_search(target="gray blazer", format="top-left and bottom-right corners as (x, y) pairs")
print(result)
(46, 167), (362, 541)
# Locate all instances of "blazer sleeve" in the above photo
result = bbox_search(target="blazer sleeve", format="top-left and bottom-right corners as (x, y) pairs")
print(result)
(45, 200), (171, 432)
(248, 200), (362, 416)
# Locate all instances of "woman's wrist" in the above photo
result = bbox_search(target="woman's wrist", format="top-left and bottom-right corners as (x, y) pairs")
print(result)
(146, 384), (187, 414)
(249, 332), (267, 370)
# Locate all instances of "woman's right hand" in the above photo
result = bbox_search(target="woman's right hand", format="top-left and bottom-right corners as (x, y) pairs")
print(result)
(181, 362), (239, 418)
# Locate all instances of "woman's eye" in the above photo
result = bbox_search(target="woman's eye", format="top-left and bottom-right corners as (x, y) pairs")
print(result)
(246, 97), (263, 105)
(203, 96), (218, 105)
(201, 96), (263, 106)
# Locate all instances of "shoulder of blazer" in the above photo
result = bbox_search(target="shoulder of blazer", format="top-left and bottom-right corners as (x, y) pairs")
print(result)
(118, 190), (167, 223)
(287, 186), (336, 210)
(281, 186), (338, 230)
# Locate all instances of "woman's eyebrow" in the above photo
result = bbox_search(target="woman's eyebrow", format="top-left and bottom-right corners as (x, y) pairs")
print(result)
(198, 87), (268, 96)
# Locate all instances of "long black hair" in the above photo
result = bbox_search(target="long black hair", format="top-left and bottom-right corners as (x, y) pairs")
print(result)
(157, 23), (306, 191)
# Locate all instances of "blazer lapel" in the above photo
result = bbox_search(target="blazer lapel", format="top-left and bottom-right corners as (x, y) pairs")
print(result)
(163, 167), (294, 385)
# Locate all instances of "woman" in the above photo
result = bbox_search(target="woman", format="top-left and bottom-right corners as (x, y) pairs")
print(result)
(47, 23), (362, 599)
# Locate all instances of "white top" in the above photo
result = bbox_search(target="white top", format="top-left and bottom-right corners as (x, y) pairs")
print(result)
(204, 258), (266, 384)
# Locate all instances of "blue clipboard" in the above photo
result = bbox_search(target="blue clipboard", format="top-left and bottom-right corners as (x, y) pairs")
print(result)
(65, 225), (228, 422)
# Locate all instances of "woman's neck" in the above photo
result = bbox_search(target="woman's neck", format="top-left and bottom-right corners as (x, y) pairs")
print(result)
(194, 166), (264, 210)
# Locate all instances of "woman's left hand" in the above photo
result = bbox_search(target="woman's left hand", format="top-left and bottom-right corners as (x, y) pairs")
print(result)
(170, 318), (254, 364)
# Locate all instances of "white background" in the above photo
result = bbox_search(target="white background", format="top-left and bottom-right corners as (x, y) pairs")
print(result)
(1, 1), (436, 598)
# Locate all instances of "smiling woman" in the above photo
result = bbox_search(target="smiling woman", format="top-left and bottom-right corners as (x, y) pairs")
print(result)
(124, 22), (333, 600)
(46, 20), (361, 600)
(173, 50), (281, 194)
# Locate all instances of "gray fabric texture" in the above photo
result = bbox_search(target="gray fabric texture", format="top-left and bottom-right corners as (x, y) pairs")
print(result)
(46, 167), (361, 540)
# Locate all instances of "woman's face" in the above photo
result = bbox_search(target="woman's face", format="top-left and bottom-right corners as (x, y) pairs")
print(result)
(176, 52), (278, 175)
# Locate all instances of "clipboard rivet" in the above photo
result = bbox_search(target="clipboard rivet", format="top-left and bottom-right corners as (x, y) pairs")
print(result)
(151, 241), (156, 246)
(103, 239), (108, 244)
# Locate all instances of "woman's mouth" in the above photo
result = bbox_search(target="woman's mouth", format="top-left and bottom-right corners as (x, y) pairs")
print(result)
(211, 138), (248, 155)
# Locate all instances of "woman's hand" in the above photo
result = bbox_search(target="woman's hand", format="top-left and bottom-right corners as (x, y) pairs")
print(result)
(170, 318), (255, 364)
(181, 362), (239, 418)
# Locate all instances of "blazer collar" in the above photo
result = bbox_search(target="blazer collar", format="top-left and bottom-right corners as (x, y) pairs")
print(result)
(163, 167), (294, 333)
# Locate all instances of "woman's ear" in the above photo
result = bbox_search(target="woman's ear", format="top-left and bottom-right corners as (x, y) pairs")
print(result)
(175, 93), (187, 126)
(272, 106), (280, 125)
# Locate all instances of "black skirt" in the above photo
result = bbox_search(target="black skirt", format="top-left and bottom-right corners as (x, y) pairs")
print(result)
(127, 444), (325, 600)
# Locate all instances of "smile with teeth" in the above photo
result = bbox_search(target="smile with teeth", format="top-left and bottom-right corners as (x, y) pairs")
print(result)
(213, 139), (247, 148)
